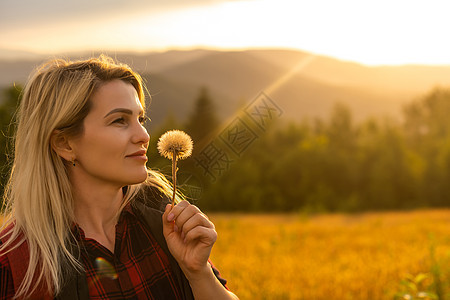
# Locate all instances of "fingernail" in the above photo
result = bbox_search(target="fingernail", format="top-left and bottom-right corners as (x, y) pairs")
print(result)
(174, 224), (179, 232)
(167, 213), (174, 222)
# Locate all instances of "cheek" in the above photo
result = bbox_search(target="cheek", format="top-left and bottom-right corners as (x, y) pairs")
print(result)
(78, 131), (126, 162)
(75, 130), (148, 185)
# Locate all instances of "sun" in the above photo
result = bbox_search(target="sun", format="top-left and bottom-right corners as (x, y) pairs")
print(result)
(126, 0), (450, 65)
(2, 0), (450, 65)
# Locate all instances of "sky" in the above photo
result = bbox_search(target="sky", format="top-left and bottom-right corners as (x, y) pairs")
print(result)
(1, 0), (450, 65)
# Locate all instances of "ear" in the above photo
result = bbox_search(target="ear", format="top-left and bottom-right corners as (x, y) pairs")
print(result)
(50, 130), (74, 162)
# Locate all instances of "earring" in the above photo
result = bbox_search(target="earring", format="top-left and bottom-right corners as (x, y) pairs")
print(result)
(71, 158), (76, 167)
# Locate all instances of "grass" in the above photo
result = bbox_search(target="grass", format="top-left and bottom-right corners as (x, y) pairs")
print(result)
(208, 210), (450, 300)
(1, 210), (448, 299)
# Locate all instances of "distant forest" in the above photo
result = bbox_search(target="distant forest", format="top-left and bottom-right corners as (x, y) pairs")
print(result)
(1, 84), (450, 212)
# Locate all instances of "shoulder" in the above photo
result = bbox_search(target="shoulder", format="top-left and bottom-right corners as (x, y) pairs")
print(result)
(0, 240), (12, 270)
(131, 197), (165, 240)
(0, 224), (28, 260)
(130, 186), (168, 246)
(133, 184), (171, 212)
(0, 224), (29, 267)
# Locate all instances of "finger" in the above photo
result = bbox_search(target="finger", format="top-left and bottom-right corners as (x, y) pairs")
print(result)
(174, 205), (204, 232)
(166, 200), (190, 222)
(181, 212), (215, 237)
(184, 226), (218, 245)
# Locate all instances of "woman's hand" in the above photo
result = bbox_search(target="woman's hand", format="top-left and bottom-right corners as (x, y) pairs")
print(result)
(162, 200), (217, 279)
(162, 201), (239, 300)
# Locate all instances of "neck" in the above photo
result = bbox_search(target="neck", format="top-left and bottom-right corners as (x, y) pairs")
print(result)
(74, 187), (123, 232)
(70, 175), (124, 239)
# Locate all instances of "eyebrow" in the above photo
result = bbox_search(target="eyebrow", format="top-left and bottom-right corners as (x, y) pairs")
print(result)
(104, 108), (144, 118)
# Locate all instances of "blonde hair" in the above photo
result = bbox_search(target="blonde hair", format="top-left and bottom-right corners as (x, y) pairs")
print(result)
(0, 55), (174, 299)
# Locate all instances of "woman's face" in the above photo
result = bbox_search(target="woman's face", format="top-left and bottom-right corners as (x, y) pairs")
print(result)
(70, 79), (149, 187)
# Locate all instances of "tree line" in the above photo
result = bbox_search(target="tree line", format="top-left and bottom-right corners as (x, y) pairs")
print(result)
(1, 84), (450, 212)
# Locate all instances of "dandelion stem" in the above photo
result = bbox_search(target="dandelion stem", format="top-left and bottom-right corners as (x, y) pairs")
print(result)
(171, 149), (178, 206)
(157, 130), (193, 206)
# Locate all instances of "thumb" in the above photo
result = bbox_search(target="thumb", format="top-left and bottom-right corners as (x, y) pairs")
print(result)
(162, 203), (174, 238)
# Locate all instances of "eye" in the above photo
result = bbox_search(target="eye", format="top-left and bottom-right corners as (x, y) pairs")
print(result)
(112, 117), (126, 124)
(139, 116), (150, 125)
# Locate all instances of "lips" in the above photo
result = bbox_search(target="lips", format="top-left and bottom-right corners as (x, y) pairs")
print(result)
(126, 150), (147, 158)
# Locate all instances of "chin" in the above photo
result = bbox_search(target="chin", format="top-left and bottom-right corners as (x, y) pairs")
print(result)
(127, 169), (149, 185)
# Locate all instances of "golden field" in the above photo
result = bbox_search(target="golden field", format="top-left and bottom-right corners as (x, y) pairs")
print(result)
(209, 210), (450, 300)
(1, 210), (449, 299)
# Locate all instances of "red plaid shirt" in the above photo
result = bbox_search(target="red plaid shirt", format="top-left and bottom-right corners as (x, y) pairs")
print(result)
(0, 203), (227, 299)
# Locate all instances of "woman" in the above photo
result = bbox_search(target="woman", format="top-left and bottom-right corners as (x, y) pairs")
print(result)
(0, 55), (238, 299)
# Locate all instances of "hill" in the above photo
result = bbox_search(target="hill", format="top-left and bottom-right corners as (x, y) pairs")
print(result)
(1, 48), (450, 127)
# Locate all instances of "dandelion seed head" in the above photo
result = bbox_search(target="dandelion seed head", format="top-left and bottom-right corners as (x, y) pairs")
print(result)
(157, 130), (193, 160)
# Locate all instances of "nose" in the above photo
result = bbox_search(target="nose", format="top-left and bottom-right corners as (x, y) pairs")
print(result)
(132, 122), (150, 145)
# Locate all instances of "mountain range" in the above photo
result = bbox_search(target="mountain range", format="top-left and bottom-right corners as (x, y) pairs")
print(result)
(1, 48), (450, 129)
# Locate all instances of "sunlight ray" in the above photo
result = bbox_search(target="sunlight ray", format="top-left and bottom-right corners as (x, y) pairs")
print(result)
(265, 54), (317, 95)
